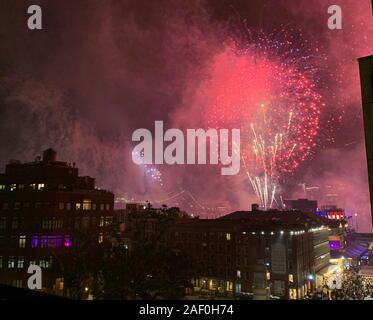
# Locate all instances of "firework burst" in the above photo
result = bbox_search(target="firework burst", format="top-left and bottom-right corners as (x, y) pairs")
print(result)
(199, 29), (323, 209)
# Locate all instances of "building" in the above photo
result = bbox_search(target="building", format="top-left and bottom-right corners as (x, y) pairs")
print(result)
(358, 55), (373, 225)
(166, 210), (332, 300)
(0, 148), (114, 295)
(284, 199), (318, 213)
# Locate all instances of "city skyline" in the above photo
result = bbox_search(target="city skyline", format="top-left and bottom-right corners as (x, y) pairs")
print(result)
(0, 0), (372, 232)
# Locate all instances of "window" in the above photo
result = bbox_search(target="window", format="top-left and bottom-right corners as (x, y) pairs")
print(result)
(8, 257), (15, 269)
(14, 202), (21, 210)
(37, 183), (45, 191)
(31, 236), (38, 248)
(105, 204), (110, 210)
(82, 217), (90, 228)
(226, 233), (231, 241)
(12, 280), (23, 288)
(66, 203), (71, 211)
(92, 203), (96, 210)
(100, 204), (105, 211)
(75, 203), (81, 210)
(0, 217), (6, 230)
(17, 257), (24, 269)
(19, 235), (26, 248)
(58, 202), (64, 210)
(2, 203), (8, 210)
(23, 202), (30, 208)
(18, 184), (25, 191)
(0, 185), (5, 191)
(30, 183), (36, 190)
(105, 216), (112, 226)
(98, 233), (104, 244)
(12, 217), (19, 229)
(99, 216), (105, 227)
(64, 236), (71, 247)
(83, 199), (92, 210)
(10, 184), (17, 191)
(39, 260), (50, 268)
(289, 274), (294, 283)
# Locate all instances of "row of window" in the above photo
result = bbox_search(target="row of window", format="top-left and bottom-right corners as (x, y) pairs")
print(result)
(0, 256), (53, 269)
(0, 201), (111, 211)
(0, 233), (105, 249)
(0, 183), (45, 191)
(0, 216), (113, 230)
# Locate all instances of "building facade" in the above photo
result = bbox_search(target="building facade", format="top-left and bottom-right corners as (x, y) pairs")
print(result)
(0, 149), (114, 295)
(358, 55), (373, 224)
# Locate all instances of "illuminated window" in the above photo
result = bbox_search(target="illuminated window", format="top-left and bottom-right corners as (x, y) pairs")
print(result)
(266, 272), (271, 280)
(37, 183), (45, 191)
(30, 183), (36, 190)
(19, 235), (26, 248)
(10, 184), (17, 191)
(105, 216), (112, 226)
(289, 288), (297, 300)
(98, 233), (104, 244)
(31, 236), (38, 248)
(19, 184), (25, 191)
(99, 216), (105, 227)
(237, 270), (241, 279)
(226, 233), (231, 241)
(0, 185), (5, 191)
(8, 257), (15, 269)
(289, 274), (294, 283)
(12, 280), (22, 288)
(58, 202), (64, 210)
(75, 203), (81, 210)
(17, 257), (24, 269)
(83, 199), (92, 210)
(100, 204), (105, 211)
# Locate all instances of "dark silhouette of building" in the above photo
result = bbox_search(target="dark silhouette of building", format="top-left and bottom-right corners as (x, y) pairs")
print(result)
(0, 149), (114, 295)
(358, 55), (373, 225)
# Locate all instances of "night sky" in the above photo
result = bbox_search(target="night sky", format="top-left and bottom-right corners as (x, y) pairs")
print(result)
(0, 1), (372, 231)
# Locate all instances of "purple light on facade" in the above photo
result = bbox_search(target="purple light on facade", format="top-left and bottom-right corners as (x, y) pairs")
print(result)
(329, 240), (341, 249)
(31, 236), (38, 248)
(64, 236), (71, 247)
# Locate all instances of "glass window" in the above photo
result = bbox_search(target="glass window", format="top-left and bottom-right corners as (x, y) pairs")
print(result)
(83, 199), (92, 210)
(75, 203), (81, 210)
(0, 185), (6, 191)
(2, 203), (8, 210)
(92, 203), (96, 210)
(10, 184), (17, 191)
(17, 257), (24, 269)
(64, 236), (71, 247)
(12, 280), (23, 288)
(18, 184), (25, 191)
(226, 233), (231, 241)
(14, 202), (21, 210)
(8, 257), (15, 269)
(12, 217), (19, 229)
(31, 236), (38, 248)
(58, 202), (64, 210)
(30, 183), (36, 190)
(98, 233), (104, 244)
(100, 204), (105, 211)
(99, 216), (105, 227)
(0, 217), (6, 230)
(82, 217), (89, 228)
(37, 183), (45, 191)
(105, 204), (110, 210)
(66, 203), (71, 210)
(19, 235), (26, 248)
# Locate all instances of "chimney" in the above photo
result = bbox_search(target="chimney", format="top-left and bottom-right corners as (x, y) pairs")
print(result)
(43, 148), (57, 162)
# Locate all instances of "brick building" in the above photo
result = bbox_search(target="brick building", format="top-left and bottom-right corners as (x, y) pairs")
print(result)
(0, 148), (114, 295)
